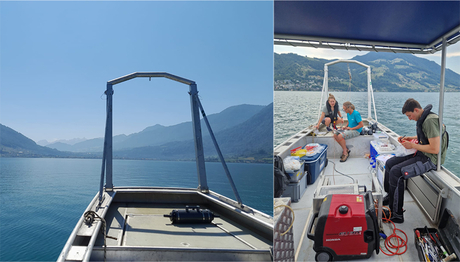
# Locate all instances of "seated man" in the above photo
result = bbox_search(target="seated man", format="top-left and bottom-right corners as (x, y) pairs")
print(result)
(315, 93), (344, 131)
(333, 101), (363, 162)
(383, 98), (448, 223)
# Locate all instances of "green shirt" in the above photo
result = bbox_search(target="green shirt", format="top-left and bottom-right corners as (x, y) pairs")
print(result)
(421, 114), (448, 165)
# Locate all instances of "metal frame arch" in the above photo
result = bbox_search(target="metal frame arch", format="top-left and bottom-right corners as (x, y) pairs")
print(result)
(319, 60), (377, 122)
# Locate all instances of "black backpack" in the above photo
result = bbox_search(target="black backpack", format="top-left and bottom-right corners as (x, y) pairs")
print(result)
(274, 155), (290, 198)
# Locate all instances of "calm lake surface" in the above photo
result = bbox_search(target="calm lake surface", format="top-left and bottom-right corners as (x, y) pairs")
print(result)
(275, 91), (460, 177)
(0, 158), (272, 261)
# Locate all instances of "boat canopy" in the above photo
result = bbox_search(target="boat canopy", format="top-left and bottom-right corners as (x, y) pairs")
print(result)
(274, 1), (460, 54)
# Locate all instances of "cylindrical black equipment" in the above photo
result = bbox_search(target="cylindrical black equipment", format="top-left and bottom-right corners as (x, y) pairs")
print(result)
(164, 205), (217, 224)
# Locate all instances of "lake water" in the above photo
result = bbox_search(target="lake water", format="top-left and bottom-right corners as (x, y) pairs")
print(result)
(275, 91), (460, 176)
(0, 158), (272, 261)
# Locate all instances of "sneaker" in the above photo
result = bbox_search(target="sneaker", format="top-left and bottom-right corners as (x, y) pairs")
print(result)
(382, 208), (391, 220)
(326, 126), (332, 132)
(383, 195), (390, 206)
(390, 213), (404, 224)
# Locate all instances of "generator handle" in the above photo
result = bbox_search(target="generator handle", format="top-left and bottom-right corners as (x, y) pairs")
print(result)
(307, 212), (319, 240)
(363, 191), (380, 255)
(363, 191), (372, 207)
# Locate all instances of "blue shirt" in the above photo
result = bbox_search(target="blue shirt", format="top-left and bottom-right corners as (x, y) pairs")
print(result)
(347, 110), (363, 133)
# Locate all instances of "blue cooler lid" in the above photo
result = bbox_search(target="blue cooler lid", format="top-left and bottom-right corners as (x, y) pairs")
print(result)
(300, 144), (328, 161)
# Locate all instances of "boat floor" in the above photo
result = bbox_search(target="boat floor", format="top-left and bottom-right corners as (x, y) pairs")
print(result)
(293, 157), (437, 262)
(94, 202), (271, 250)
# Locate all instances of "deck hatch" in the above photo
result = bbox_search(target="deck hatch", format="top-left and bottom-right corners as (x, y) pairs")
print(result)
(72, 236), (91, 246)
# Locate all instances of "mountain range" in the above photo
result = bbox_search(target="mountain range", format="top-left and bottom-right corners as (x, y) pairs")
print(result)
(42, 104), (265, 152)
(0, 124), (74, 158)
(0, 103), (273, 162)
(275, 52), (460, 92)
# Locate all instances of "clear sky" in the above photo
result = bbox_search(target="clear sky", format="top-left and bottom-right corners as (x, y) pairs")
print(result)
(275, 43), (460, 75)
(0, 1), (273, 143)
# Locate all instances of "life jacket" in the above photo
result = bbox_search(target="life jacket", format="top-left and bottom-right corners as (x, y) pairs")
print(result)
(416, 104), (449, 148)
(325, 101), (339, 122)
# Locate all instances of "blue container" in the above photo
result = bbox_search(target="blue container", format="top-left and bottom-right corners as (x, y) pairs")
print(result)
(301, 144), (328, 185)
(370, 141), (378, 159)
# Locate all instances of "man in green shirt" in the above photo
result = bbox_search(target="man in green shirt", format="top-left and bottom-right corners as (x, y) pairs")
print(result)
(383, 98), (448, 223)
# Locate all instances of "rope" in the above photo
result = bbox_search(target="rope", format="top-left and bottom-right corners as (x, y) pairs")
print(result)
(345, 63), (353, 103)
(348, 63), (352, 87)
(84, 211), (108, 262)
(274, 205), (295, 236)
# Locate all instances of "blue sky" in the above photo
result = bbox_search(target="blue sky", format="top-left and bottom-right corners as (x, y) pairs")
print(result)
(0, 1), (273, 143)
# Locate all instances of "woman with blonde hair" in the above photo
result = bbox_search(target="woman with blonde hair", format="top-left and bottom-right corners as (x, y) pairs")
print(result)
(314, 94), (344, 131)
(334, 101), (363, 162)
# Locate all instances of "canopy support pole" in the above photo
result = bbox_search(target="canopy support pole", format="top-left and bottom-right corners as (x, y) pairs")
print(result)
(437, 38), (446, 171)
(189, 83), (209, 192)
(318, 64), (328, 122)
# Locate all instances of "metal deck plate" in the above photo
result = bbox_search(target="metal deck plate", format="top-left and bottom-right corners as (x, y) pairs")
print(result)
(124, 215), (250, 249)
(99, 203), (271, 250)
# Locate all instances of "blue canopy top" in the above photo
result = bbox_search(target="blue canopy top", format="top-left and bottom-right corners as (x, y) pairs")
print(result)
(274, 1), (460, 54)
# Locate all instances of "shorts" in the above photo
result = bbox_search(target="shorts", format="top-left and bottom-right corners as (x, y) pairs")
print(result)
(341, 130), (360, 140)
(321, 116), (333, 124)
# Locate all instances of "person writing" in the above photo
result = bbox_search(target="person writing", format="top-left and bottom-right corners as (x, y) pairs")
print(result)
(383, 98), (448, 223)
(333, 101), (363, 162)
(315, 94), (344, 131)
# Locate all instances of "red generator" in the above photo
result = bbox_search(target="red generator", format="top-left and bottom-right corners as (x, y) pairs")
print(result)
(307, 192), (380, 261)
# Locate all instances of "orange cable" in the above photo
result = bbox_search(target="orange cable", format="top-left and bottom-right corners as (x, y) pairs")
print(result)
(375, 202), (408, 256)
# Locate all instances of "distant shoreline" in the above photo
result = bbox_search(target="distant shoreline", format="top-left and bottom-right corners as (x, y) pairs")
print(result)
(0, 155), (272, 164)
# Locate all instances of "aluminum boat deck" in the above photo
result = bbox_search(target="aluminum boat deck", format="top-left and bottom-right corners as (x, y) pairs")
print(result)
(64, 188), (273, 261)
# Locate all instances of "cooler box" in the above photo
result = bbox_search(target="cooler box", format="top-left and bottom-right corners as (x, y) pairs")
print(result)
(373, 132), (389, 144)
(282, 170), (307, 202)
(285, 161), (305, 182)
(376, 159), (385, 188)
(374, 154), (396, 188)
(370, 140), (397, 158)
(301, 144), (328, 185)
